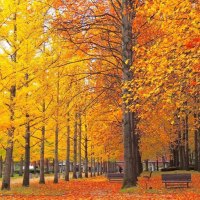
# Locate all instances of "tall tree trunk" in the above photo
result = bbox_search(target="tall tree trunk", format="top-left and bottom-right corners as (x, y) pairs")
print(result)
(54, 123), (59, 183)
(173, 146), (179, 167)
(19, 156), (23, 176)
(185, 113), (189, 170)
(180, 145), (185, 169)
(104, 161), (107, 173)
(73, 114), (78, 179)
(145, 160), (149, 171)
(54, 70), (60, 183)
(11, 159), (14, 177)
(84, 127), (88, 178)
(100, 158), (103, 175)
(2, 145), (13, 190)
(22, 115), (30, 187)
(78, 113), (82, 178)
(156, 158), (159, 171)
(194, 113), (199, 170)
(179, 117), (186, 169)
(90, 157), (93, 177)
(135, 132), (143, 176)
(97, 158), (100, 176)
(197, 102), (200, 170)
(195, 123), (198, 170)
(198, 132), (200, 171)
(52, 159), (54, 173)
(39, 124), (45, 184)
(1, 6), (18, 190)
(107, 160), (110, 173)
(178, 119), (184, 169)
(93, 158), (96, 176)
(174, 111), (180, 168)
(1, 85), (16, 190)
(103, 162), (105, 174)
(0, 156), (3, 178)
(135, 131), (141, 176)
(121, 0), (137, 188)
(137, 150), (143, 175)
(23, 72), (31, 187)
(65, 112), (70, 181)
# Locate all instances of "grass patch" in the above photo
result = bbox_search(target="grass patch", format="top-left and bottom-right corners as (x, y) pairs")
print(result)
(121, 186), (139, 193)
(0, 174), (22, 180)
(0, 182), (66, 196)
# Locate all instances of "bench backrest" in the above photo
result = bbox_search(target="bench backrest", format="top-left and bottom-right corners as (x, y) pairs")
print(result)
(162, 174), (191, 181)
(107, 173), (124, 178)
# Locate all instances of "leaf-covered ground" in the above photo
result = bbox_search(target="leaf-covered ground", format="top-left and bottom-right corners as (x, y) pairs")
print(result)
(1, 171), (200, 199)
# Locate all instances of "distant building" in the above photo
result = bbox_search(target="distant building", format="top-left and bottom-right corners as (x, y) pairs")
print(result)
(143, 159), (170, 171)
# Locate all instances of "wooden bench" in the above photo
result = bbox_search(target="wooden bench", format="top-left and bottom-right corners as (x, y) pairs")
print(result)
(107, 173), (124, 182)
(161, 173), (191, 188)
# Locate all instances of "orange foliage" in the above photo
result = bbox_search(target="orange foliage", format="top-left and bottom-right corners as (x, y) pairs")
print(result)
(3, 175), (200, 199)
(186, 37), (200, 49)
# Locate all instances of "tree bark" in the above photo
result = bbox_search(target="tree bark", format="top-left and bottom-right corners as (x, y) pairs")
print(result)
(156, 158), (159, 171)
(53, 123), (59, 183)
(0, 156), (3, 178)
(198, 132), (200, 171)
(65, 112), (70, 181)
(194, 120), (198, 170)
(54, 69), (60, 183)
(19, 156), (23, 176)
(1, 86), (16, 190)
(100, 158), (103, 175)
(137, 149), (143, 175)
(184, 113), (189, 170)
(39, 124), (45, 184)
(22, 114), (30, 187)
(93, 158), (96, 176)
(121, 0), (137, 188)
(78, 113), (82, 178)
(107, 160), (110, 173)
(73, 114), (78, 179)
(90, 157), (93, 177)
(97, 158), (100, 176)
(145, 160), (149, 171)
(11, 159), (14, 177)
(104, 161), (107, 173)
(2, 146), (13, 190)
(134, 130), (141, 176)
(52, 159), (54, 173)
(84, 127), (88, 178)
(1, 6), (18, 190)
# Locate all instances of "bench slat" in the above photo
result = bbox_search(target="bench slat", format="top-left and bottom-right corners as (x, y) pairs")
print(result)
(107, 173), (124, 181)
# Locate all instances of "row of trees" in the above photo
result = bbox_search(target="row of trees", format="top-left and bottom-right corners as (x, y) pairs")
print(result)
(0, 0), (199, 190)
(55, 0), (199, 188)
(0, 0), (123, 190)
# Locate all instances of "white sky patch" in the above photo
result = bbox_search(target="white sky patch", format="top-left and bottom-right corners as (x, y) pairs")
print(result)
(0, 40), (11, 54)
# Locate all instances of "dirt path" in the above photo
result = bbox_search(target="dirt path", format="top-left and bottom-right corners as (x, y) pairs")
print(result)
(9, 173), (74, 184)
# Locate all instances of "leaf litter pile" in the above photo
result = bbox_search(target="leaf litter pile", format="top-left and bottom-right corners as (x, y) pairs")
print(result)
(1, 173), (200, 199)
